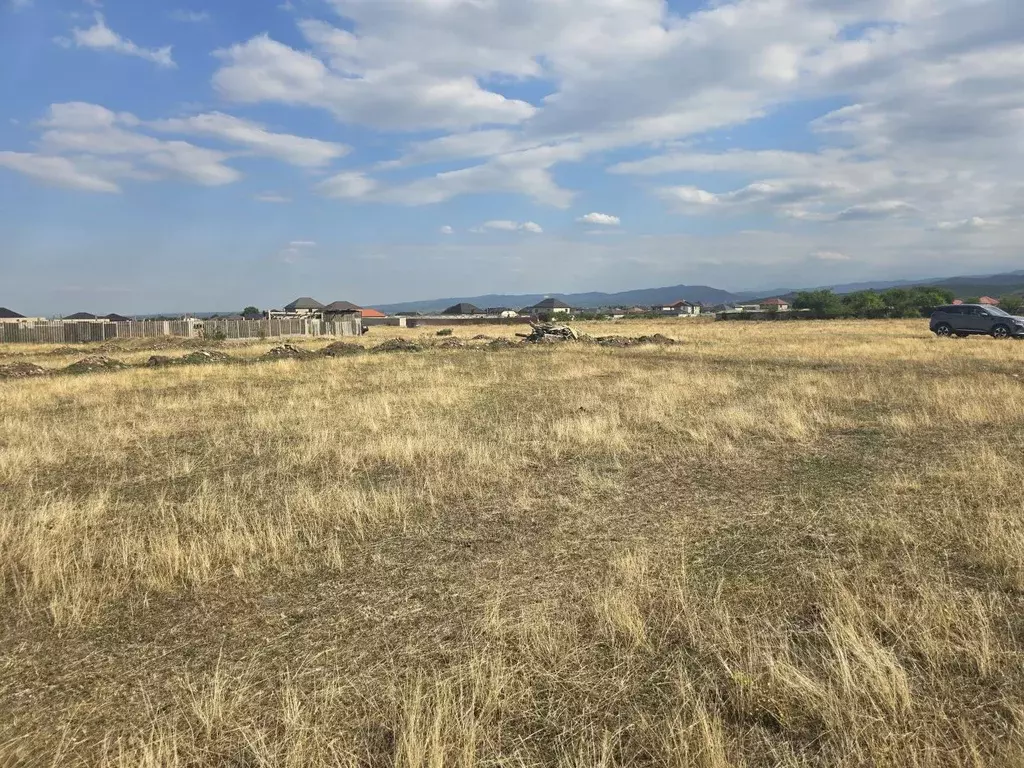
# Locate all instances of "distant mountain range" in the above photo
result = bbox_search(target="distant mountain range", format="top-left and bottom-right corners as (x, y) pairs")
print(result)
(375, 270), (1024, 313)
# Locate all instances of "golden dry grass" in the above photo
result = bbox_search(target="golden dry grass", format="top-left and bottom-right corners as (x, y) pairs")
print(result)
(2, 319), (1024, 766)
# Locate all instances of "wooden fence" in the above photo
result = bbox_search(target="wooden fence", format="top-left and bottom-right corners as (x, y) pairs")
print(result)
(0, 316), (360, 344)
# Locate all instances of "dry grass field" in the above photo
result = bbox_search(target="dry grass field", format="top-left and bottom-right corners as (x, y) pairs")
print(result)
(2, 319), (1024, 767)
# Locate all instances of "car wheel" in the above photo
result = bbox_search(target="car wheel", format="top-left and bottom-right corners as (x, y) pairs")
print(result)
(992, 324), (1011, 339)
(934, 323), (954, 337)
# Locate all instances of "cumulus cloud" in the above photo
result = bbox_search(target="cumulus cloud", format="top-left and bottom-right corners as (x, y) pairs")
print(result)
(0, 102), (244, 192)
(0, 152), (119, 193)
(809, 250), (852, 262)
(255, 192), (290, 203)
(472, 220), (543, 234)
(70, 13), (174, 68)
(439, 225), (454, 235)
(150, 112), (348, 168)
(317, 171), (378, 199)
(578, 212), (621, 226)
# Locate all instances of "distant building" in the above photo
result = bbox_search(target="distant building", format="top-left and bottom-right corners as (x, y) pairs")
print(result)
(979, 296), (1001, 306)
(657, 300), (702, 316)
(104, 313), (133, 322)
(283, 297), (325, 315)
(63, 312), (103, 322)
(323, 301), (362, 314)
(442, 303), (482, 315)
(360, 308), (387, 319)
(761, 298), (791, 311)
(0, 307), (44, 324)
(524, 297), (572, 314)
(485, 307), (519, 318)
(952, 299), (964, 305)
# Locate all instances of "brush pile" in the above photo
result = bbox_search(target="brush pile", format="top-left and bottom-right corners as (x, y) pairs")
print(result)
(518, 323), (579, 343)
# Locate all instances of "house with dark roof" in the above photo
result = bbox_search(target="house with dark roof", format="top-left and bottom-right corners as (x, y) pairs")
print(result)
(323, 301), (362, 313)
(283, 297), (324, 315)
(63, 312), (101, 321)
(656, 300), (702, 316)
(104, 313), (133, 323)
(442, 302), (482, 315)
(0, 307), (26, 321)
(523, 297), (572, 314)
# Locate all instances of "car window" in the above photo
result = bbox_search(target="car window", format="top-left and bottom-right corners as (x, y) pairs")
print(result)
(944, 306), (962, 314)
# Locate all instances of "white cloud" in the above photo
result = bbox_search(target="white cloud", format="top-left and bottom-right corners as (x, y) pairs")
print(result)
(289, 240), (317, 247)
(168, 9), (209, 22)
(256, 192), (290, 203)
(835, 200), (918, 222)
(71, 13), (174, 68)
(9, 0), (33, 10)
(473, 220), (543, 234)
(936, 216), (999, 231)
(578, 212), (621, 226)
(0, 151), (120, 193)
(439, 225), (454, 235)
(150, 112), (348, 168)
(809, 250), (851, 262)
(6, 102), (243, 191)
(212, 33), (534, 131)
(317, 171), (378, 199)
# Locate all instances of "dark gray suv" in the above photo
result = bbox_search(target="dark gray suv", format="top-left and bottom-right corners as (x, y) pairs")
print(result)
(930, 304), (1024, 339)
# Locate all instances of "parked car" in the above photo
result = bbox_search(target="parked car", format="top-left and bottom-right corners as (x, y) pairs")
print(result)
(930, 304), (1024, 338)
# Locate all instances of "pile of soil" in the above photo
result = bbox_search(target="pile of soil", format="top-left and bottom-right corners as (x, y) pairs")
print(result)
(146, 355), (175, 367)
(470, 334), (493, 341)
(0, 362), (49, 379)
(46, 346), (83, 356)
(434, 337), (466, 349)
(262, 344), (313, 360)
(180, 350), (232, 365)
(320, 341), (365, 357)
(486, 337), (520, 349)
(64, 356), (130, 374)
(371, 338), (424, 353)
(590, 333), (681, 348)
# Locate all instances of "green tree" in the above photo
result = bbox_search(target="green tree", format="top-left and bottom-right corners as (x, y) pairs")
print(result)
(242, 306), (261, 317)
(841, 291), (886, 318)
(1000, 295), (1024, 314)
(793, 289), (843, 317)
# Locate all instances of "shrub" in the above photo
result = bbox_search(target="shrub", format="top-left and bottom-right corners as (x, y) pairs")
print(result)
(436, 329), (454, 337)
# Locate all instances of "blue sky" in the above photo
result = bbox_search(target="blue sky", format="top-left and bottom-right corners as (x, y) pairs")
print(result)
(2, 0), (1023, 314)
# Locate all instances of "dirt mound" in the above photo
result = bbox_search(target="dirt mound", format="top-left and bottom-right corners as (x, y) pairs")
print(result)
(372, 338), (424, 353)
(262, 344), (313, 360)
(65, 356), (130, 374)
(0, 362), (49, 379)
(320, 341), (365, 357)
(435, 337), (466, 349)
(591, 333), (681, 348)
(470, 334), (493, 341)
(180, 349), (232, 365)
(486, 337), (520, 349)
(46, 346), (83, 356)
(146, 355), (175, 367)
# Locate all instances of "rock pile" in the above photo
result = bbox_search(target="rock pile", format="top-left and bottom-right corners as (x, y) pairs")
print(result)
(0, 362), (49, 379)
(65, 356), (130, 374)
(519, 323), (579, 343)
(434, 337), (466, 349)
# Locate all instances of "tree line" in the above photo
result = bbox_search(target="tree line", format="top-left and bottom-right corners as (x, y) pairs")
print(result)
(791, 288), (1024, 318)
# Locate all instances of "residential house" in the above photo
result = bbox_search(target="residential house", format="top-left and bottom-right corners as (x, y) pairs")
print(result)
(525, 297), (572, 315)
(63, 312), (104, 322)
(485, 307), (520, 318)
(657, 300), (702, 316)
(0, 307), (44, 324)
(104, 313), (133, 322)
(283, 297), (325, 315)
(735, 304), (762, 312)
(979, 296), (1001, 306)
(360, 308), (387, 319)
(442, 303), (482, 315)
(761, 298), (791, 311)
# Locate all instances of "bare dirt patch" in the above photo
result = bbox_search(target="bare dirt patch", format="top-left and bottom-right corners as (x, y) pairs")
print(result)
(0, 362), (49, 379)
(320, 341), (366, 357)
